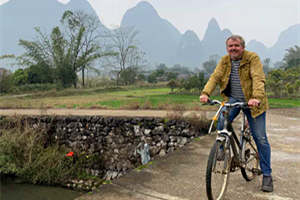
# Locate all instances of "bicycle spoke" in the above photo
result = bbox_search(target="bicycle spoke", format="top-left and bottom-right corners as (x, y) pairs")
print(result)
(241, 135), (260, 181)
(206, 141), (231, 200)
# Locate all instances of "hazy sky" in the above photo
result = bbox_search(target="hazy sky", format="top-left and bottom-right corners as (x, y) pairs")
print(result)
(1, 0), (299, 47)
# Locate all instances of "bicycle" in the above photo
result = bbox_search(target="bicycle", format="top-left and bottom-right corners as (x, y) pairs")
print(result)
(205, 99), (261, 200)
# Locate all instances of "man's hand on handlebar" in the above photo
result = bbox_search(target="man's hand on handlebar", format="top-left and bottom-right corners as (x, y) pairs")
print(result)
(200, 94), (209, 103)
(248, 99), (260, 107)
(201, 95), (260, 107)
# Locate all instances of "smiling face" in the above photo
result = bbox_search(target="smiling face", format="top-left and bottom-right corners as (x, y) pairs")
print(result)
(226, 38), (244, 60)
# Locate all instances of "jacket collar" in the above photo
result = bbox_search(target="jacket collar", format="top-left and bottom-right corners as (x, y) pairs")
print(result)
(240, 50), (250, 67)
(224, 50), (250, 67)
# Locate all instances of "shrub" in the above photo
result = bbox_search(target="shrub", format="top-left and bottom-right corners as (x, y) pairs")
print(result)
(0, 117), (99, 185)
(167, 79), (178, 93)
(0, 119), (69, 184)
(0, 71), (14, 93)
(166, 108), (211, 134)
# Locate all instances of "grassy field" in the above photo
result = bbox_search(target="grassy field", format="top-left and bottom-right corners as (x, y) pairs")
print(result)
(0, 87), (299, 109)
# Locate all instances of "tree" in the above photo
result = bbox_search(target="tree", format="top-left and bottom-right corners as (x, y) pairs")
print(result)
(167, 79), (178, 92)
(27, 63), (54, 84)
(16, 10), (111, 88)
(197, 71), (207, 92)
(166, 71), (178, 81)
(12, 69), (28, 86)
(18, 27), (76, 88)
(202, 55), (219, 76)
(137, 73), (146, 82)
(285, 66), (300, 96)
(156, 63), (168, 72)
(147, 72), (158, 83)
(0, 69), (13, 93)
(170, 64), (191, 75)
(120, 66), (138, 85)
(60, 10), (112, 87)
(181, 72), (206, 93)
(283, 45), (300, 69)
(266, 46), (300, 97)
(266, 69), (286, 97)
(262, 58), (271, 74)
(0, 55), (18, 71)
(103, 26), (146, 85)
(273, 61), (284, 69)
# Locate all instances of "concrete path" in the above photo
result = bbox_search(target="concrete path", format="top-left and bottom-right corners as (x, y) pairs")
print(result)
(0, 109), (170, 118)
(74, 110), (300, 200)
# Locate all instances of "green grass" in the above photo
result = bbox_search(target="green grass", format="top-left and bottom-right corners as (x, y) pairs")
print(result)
(268, 98), (300, 108)
(209, 96), (300, 108)
(56, 104), (67, 108)
(97, 99), (126, 108)
(0, 86), (299, 109)
(96, 93), (201, 109)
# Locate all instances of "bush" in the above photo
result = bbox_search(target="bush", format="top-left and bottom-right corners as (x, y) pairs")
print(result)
(0, 70), (13, 93)
(167, 79), (178, 92)
(10, 83), (58, 94)
(27, 63), (54, 84)
(81, 76), (116, 88)
(0, 119), (69, 184)
(0, 117), (99, 185)
(11, 69), (28, 86)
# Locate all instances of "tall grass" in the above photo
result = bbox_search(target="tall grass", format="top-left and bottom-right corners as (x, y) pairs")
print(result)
(0, 118), (70, 184)
(0, 117), (101, 185)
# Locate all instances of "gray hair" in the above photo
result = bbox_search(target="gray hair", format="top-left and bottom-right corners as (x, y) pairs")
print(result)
(226, 35), (245, 48)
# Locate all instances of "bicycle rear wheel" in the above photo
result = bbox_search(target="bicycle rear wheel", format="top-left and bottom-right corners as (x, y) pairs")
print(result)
(241, 132), (260, 181)
(206, 141), (231, 200)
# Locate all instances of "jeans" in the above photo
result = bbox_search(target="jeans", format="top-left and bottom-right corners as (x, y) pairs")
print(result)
(217, 97), (272, 176)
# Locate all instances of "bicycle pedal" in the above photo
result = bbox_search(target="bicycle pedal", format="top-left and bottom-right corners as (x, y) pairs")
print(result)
(253, 168), (262, 175)
(230, 166), (238, 172)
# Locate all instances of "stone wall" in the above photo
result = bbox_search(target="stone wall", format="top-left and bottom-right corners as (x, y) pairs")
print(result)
(4, 115), (208, 184)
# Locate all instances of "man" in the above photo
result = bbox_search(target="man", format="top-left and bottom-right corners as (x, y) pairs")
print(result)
(200, 35), (273, 192)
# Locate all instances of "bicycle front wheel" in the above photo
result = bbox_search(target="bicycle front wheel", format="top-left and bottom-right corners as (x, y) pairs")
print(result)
(206, 141), (231, 200)
(241, 133), (260, 181)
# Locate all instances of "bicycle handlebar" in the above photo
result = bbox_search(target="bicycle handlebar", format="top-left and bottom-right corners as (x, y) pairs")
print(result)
(206, 99), (248, 108)
(205, 99), (248, 135)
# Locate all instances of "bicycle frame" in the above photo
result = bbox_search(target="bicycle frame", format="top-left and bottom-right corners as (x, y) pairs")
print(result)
(208, 100), (248, 165)
(206, 100), (261, 200)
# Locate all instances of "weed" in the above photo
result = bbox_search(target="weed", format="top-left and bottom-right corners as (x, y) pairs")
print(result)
(56, 104), (67, 108)
(102, 180), (112, 185)
(0, 119), (69, 184)
(135, 161), (153, 172)
(122, 102), (140, 110)
(0, 117), (102, 185)
(141, 99), (153, 109)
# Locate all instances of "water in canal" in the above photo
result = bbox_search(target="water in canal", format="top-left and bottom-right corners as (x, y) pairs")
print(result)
(1, 178), (84, 200)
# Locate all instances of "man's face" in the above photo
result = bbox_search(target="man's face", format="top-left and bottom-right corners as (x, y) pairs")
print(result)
(226, 39), (244, 60)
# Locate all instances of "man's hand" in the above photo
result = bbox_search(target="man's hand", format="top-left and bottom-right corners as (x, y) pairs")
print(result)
(200, 94), (209, 103)
(248, 99), (260, 107)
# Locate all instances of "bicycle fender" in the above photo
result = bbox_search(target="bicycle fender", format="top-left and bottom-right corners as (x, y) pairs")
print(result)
(216, 135), (226, 142)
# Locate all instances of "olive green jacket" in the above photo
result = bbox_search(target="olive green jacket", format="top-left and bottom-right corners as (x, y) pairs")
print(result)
(201, 50), (268, 118)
